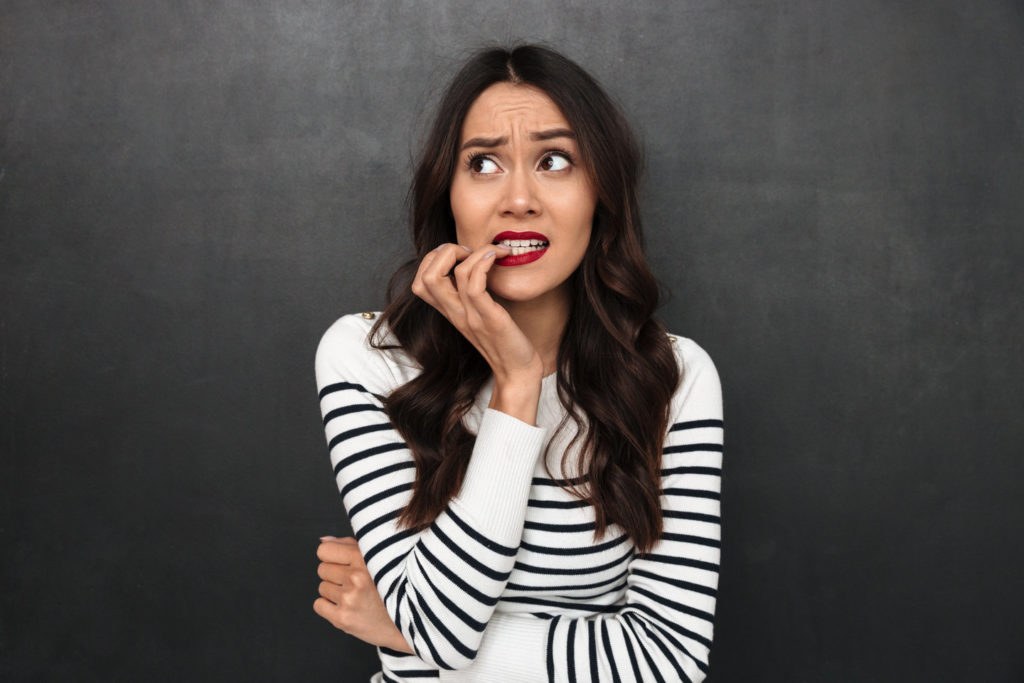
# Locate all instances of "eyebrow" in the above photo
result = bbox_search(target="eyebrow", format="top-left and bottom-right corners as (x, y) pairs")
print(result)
(459, 128), (576, 151)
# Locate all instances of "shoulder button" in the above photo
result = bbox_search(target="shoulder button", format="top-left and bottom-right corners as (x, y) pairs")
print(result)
(361, 312), (376, 320)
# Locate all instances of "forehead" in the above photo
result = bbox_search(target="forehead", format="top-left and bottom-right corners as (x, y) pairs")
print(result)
(460, 83), (570, 140)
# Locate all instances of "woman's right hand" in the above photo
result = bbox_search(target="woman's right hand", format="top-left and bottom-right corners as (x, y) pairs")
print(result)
(411, 243), (544, 423)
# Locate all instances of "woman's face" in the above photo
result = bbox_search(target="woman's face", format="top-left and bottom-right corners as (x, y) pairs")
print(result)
(449, 82), (597, 306)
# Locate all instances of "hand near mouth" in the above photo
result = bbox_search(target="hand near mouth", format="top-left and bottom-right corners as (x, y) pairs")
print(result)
(411, 242), (545, 424)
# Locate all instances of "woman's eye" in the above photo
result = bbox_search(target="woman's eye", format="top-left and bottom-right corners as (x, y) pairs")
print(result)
(539, 152), (572, 172)
(469, 156), (500, 174)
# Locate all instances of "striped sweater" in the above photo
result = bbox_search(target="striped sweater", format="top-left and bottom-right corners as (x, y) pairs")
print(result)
(315, 313), (723, 683)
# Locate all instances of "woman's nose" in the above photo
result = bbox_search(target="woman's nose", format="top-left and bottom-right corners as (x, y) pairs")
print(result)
(501, 169), (541, 217)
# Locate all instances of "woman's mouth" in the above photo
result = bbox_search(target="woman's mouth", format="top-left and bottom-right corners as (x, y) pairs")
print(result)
(492, 231), (549, 266)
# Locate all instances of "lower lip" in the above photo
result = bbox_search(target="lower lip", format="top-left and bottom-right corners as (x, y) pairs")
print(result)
(495, 247), (548, 267)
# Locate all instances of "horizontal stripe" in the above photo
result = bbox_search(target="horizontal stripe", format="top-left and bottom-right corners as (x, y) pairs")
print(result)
(417, 541), (500, 607)
(507, 567), (629, 593)
(631, 567), (717, 599)
(528, 498), (591, 509)
(354, 508), (401, 541)
(348, 482), (412, 519)
(669, 419), (724, 431)
(662, 487), (720, 501)
(515, 547), (634, 575)
(328, 422), (395, 451)
(341, 461), (415, 499)
(660, 532), (720, 549)
(446, 506), (518, 557)
(635, 552), (720, 574)
(627, 601), (713, 649)
(532, 474), (588, 486)
(332, 436), (403, 470)
(552, 580), (628, 601)
(520, 532), (629, 556)
(630, 584), (715, 624)
(663, 509), (720, 524)
(411, 554), (487, 632)
(387, 670), (440, 679)
(662, 442), (724, 455)
(363, 527), (417, 566)
(660, 465), (721, 477)
(524, 520), (597, 532)
(430, 522), (512, 582)
(318, 380), (378, 400)
(323, 402), (386, 425)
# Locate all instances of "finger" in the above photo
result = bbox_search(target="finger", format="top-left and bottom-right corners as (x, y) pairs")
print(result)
(452, 244), (508, 292)
(320, 535), (358, 546)
(422, 245), (472, 317)
(318, 561), (351, 584)
(423, 243), (471, 282)
(411, 250), (443, 307)
(423, 244), (471, 291)
(457, 247), (511, 328)
(317, 540), (362, 565)
(313, 596), (348, 631)
(319, 580), (345, 604)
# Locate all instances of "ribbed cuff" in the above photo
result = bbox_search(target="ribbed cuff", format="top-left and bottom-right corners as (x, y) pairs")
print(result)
(438, 614), (550, 682)
(452, 408), (546, 544)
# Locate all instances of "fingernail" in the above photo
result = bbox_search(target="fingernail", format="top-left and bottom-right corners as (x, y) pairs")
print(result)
(320, 535), (336, 542)
(460, 245), (472, 252)
(433, 244), (446, 252)
(485, 250), (496, 258)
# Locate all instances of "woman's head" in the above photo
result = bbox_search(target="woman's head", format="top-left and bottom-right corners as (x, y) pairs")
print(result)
(412, 45), (648, 311)
(380, 46), (677, 553)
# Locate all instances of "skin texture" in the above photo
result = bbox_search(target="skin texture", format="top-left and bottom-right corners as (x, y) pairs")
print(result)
(316, 83), (598, 655)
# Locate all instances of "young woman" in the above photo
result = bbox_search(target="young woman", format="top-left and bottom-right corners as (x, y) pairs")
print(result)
(314, 45), (723, 682)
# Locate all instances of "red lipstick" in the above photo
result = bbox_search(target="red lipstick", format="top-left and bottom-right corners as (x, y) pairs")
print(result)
(492, 231), (549, 267)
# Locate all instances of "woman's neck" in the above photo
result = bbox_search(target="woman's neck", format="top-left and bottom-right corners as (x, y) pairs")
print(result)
(495, 284), (570, 377)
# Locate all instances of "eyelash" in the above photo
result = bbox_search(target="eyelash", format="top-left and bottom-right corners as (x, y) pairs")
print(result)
(464, 149), (575, 172)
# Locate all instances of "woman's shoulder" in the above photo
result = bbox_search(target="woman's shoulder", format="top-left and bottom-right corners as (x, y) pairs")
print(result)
(314, 312), (418, 395)
(665, 332), (723, 420)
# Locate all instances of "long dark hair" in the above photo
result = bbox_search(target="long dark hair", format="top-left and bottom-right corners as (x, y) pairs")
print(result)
(371, 45), (680, 553)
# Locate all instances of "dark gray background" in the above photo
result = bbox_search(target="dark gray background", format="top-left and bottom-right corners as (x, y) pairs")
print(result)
(2, 1), (1022, 681)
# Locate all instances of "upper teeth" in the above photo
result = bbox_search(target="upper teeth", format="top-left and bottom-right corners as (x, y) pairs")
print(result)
(494, 239), (549, 257)
(496, 239), (548, 247)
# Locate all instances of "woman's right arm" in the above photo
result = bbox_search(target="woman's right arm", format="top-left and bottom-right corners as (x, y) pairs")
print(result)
(315, 314), (547, 671)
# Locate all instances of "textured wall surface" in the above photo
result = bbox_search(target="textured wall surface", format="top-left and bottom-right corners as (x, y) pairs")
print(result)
(2, 1), (1022, 681)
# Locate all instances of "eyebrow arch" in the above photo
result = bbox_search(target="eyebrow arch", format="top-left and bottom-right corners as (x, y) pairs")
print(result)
(459, 128), (576, 151)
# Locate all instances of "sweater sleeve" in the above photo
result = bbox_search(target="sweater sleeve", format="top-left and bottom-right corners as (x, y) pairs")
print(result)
(438, 337), (724, 683)
(315, 314), (548, 672)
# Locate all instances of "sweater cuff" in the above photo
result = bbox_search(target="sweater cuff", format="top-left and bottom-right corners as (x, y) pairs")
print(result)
(438, 614), (549, 682)
(451, 408), (546, 544)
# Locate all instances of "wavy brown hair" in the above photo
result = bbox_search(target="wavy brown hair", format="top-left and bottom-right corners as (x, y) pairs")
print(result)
(370, 45), (680, 553)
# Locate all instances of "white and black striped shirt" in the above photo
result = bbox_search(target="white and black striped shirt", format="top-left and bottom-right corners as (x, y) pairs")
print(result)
(316, 313), (723, 683)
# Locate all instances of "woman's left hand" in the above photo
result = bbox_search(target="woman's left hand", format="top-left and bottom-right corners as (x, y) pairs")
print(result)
(314, 536), (414, 654)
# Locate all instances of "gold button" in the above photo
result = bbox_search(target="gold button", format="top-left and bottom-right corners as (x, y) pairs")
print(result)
(361, 312), (376, 320)
(667, 335), (677, 343)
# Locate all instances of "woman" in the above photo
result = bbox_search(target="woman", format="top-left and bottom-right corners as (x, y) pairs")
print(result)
(314, 45), (723, 682)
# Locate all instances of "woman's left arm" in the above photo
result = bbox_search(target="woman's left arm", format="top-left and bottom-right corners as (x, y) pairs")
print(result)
(439, 338), (724, 683)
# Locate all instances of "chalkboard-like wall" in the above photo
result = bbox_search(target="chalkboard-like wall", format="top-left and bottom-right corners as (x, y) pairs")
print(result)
(2, 2), (1022, 681)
